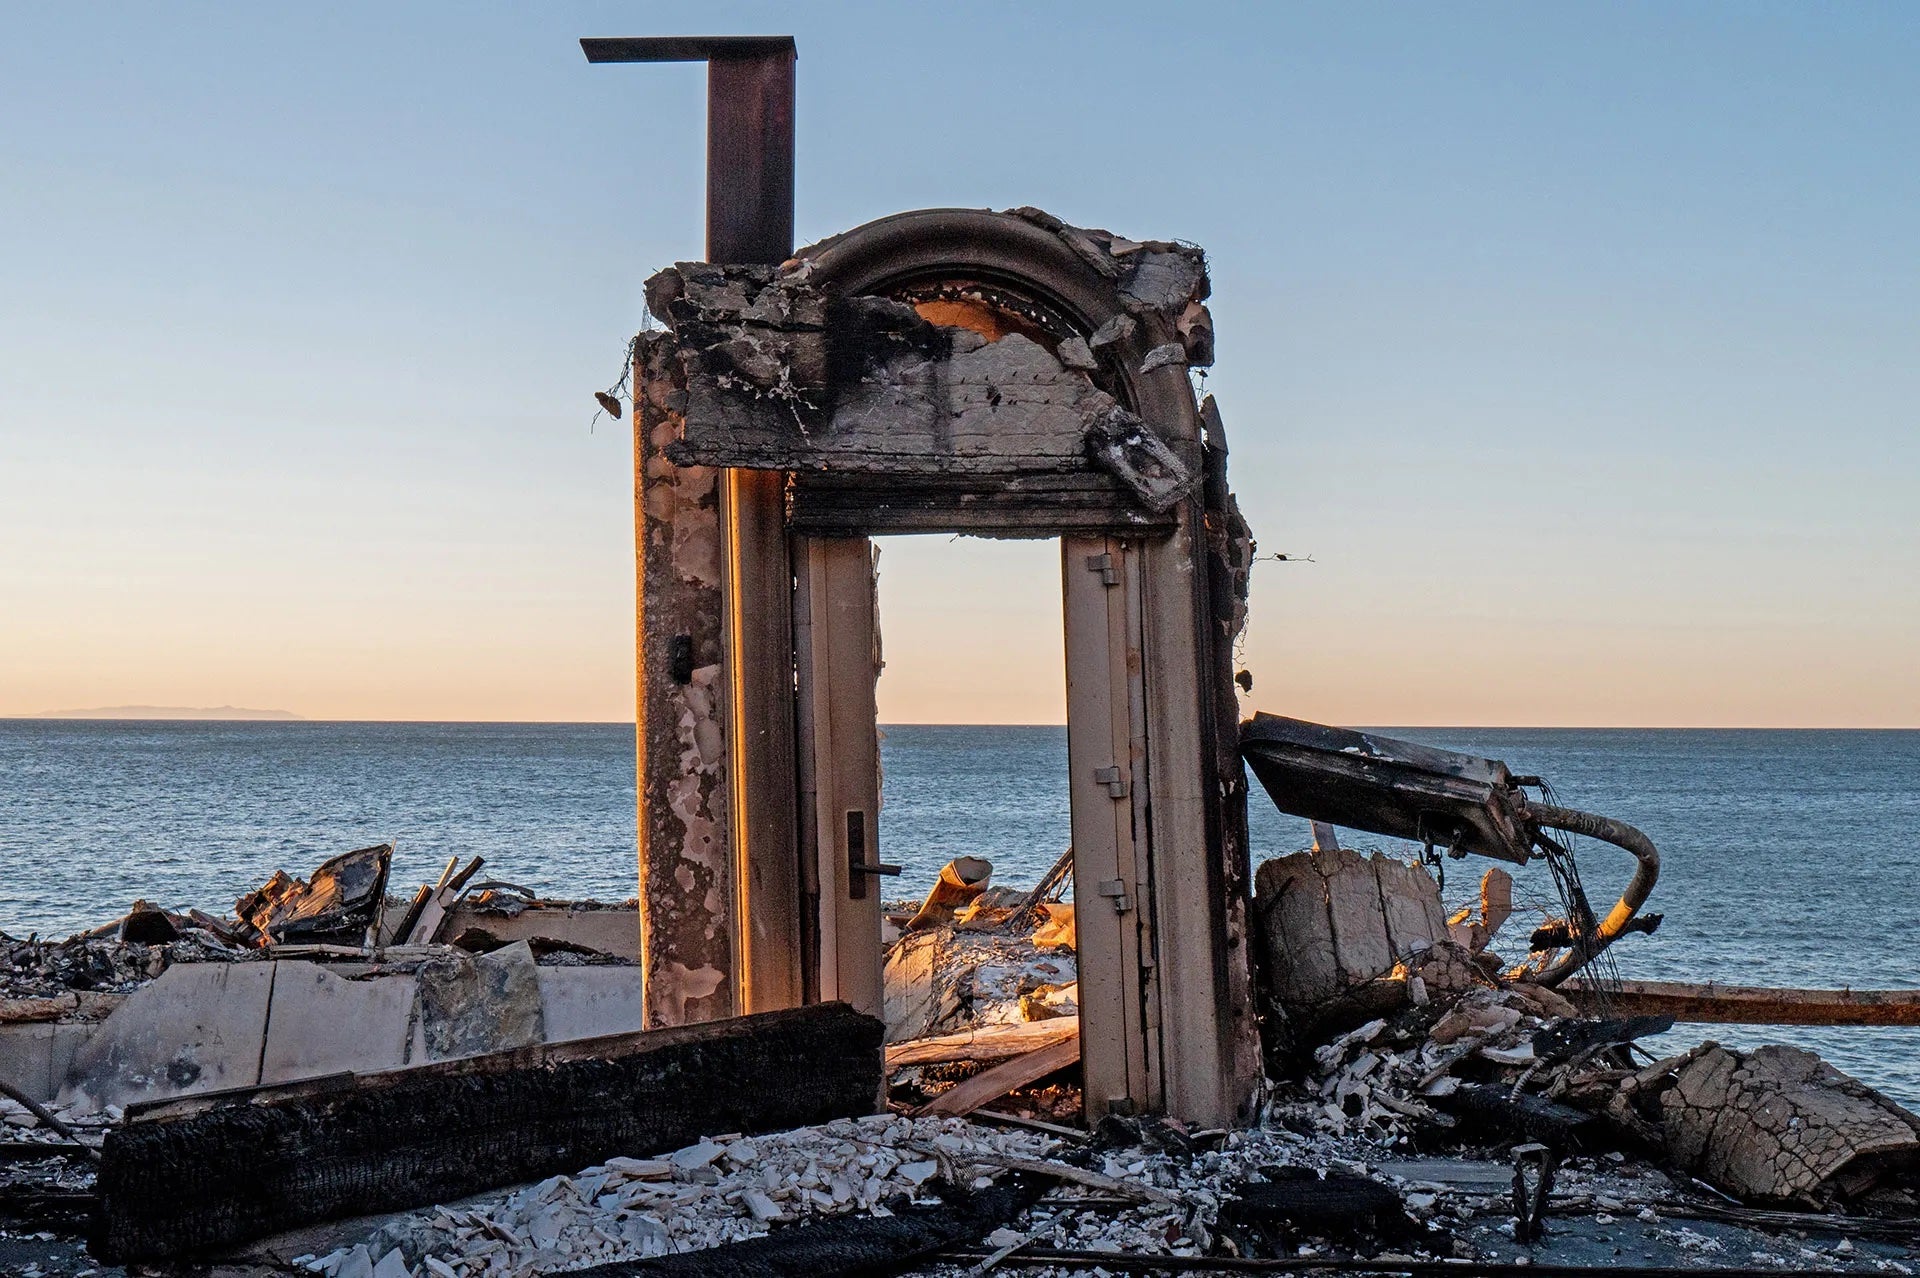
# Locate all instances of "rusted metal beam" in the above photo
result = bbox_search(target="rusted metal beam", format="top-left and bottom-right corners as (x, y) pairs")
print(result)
(1567, 979), (1920, 1027)
(705, 52), (794, 264)
(580, 35), (795, 63)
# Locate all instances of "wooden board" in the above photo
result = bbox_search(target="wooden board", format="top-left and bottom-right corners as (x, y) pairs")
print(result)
(916, 1032), (1082, 1118)
(886, 1019), (1080, 1070)
(1062, 535), (1151, 1119)
(797, 537), (884, 1016)
(722, 465), (804, 1013)
(1567, 980), (1920, 1027)
(95, 1003), (883, 1263)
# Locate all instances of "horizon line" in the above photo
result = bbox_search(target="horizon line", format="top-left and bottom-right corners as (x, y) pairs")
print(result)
(6, 715), (1919, 731)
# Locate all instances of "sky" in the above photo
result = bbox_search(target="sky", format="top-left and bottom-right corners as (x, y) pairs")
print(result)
(2, 3), (1916, 726)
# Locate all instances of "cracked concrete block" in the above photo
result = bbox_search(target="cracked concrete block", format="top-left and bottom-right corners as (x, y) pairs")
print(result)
(259, 964), (417, 1084)
(58, 961), (275, 1113)
(534, 964), (647, 1045)
(418, 941), (545, 1062)
(0, 1022), (99, 1102)
(1253, 846), (1452, 1033)
(1661, 1043), (1920, 1207)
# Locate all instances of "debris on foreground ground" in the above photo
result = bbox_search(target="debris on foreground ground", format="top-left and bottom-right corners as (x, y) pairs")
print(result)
(94, 1003), (884, 1264)
(297, 1116), (1059, 1278)
(3, 826), (1918, 1275)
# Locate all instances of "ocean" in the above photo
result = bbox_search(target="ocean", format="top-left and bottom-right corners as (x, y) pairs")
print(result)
(1, 720), (1915, 1103)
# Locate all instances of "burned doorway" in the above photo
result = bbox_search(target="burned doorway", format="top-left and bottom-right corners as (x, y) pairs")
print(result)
(797, 527), (1160, 1116)
(635, 207), (1262, 1124)
(870, 536), (1071, 913)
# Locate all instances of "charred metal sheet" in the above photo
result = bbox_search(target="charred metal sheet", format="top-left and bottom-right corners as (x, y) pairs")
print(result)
(1240, 713), (1535, 863)
(1241, 714), (1664, 988)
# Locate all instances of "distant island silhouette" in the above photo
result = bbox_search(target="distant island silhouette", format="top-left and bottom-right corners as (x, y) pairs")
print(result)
(26, 705), (304, 721)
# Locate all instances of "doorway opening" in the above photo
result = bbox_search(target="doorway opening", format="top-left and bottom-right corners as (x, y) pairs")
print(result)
(872, 535), (1070, 913)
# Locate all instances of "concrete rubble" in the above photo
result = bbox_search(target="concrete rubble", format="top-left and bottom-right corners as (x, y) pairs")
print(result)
(3, 834), (1919, 1275)
(297, 1117), (1060, 1278)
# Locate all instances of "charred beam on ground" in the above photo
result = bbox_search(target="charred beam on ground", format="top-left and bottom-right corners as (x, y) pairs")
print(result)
(93, 1002), (883, 1263)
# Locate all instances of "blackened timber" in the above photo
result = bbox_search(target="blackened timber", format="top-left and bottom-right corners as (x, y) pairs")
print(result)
(93, 1003), (883, 1263)
(790, 471), (1177, 538)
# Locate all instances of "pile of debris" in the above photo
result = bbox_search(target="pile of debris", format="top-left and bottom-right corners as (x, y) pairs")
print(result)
(881, 854), (1084, 1122)
(299, 1116), (1061, 1278)
(1265, 847), (1920, 1218)
(0, 924), (241, 1000)
(6, 830), (1920, 1277)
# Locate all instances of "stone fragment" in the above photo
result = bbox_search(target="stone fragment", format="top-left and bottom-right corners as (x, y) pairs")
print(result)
(1055, 335), (1097, 371)
(1088, 313), (1137, 349)
(671, 1140), (726, 1171)
(1138, 342), (1187, 374)
(370, 1248), (412, 1278)
(1660, 1043), (1920, 1208)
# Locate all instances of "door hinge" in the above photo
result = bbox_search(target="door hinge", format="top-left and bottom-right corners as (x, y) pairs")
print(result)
(1084, 552), (1119, 586)
(1093, 765), (1129, 798)
(1097, 878), (1135, 913)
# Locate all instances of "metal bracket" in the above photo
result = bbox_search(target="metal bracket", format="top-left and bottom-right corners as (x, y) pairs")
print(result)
(1097, 878), (1135, 913)
(1084, 552), (1120, 586)
(1093, 765), (1129, 798)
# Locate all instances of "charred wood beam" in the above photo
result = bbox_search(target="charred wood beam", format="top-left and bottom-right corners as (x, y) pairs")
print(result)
(1435, 1084), (1606, 1152)
(94, 1003), (883, 1264)
(789, 470), (1175, 538)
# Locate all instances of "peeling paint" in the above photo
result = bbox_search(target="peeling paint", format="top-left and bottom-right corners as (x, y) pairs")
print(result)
(634, 334), (736, 1029)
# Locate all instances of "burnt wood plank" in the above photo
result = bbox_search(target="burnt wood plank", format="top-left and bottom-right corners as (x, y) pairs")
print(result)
(789, 472), (1176, 538)
(95, 1003), (883, 1263)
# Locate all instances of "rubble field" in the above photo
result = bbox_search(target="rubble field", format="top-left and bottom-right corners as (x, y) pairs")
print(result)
(3, 843), (1918, 1276)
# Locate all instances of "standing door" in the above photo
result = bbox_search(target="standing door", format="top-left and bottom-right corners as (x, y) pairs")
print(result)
(794, 535), (885, 1015)
(1062, 535), (1156, 1118)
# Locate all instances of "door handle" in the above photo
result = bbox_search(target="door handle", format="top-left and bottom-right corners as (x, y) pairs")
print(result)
(844, 810), (899, 899)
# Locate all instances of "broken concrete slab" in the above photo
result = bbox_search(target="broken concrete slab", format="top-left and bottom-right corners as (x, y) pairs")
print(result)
(1660, 1043), (1920, 1209)
(44, 948), (658, 1116)
(532, 963), (645, 1045)
(417, 942), (544, 1062)
(57, 960), (275, 1113)
(0, 1022), (98, 1104)
(441, 899), (640, 962)
(258, 964), (416, 1085)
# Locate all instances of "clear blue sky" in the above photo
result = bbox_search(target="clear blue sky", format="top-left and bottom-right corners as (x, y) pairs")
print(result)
(3, 3), (1916, 724)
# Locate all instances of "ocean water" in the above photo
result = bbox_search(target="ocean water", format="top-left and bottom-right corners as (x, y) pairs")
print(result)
(1, 721), (1915, 1103)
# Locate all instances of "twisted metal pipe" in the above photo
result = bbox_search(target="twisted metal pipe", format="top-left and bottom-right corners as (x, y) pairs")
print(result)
(1522, 801), (1661, 988)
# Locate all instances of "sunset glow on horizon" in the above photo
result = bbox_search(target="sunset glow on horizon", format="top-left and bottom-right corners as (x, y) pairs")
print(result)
(4, 5), (1917, 729)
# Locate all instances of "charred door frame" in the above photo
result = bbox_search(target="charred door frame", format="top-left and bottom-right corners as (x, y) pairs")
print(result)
(768, 208), (1258, 1124)
(592, 37), (1259, 1124)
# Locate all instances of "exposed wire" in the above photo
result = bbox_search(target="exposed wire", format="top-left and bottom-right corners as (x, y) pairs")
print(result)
(589, 335), (641, 434)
